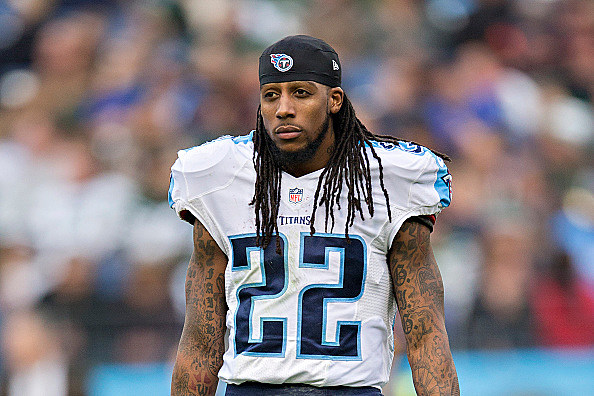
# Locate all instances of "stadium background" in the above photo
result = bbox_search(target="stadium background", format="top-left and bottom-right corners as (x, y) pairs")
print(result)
(0, 0), (592, 395)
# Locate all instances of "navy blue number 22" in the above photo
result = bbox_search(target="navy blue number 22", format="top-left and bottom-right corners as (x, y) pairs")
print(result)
(230, 232), (366, 360)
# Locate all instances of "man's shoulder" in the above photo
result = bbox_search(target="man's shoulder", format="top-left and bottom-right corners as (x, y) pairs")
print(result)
(368, 139), (451, 209)
(176, 133), (254, 172)
(368, 140), (446, 173)
(169, 132), (253, 205)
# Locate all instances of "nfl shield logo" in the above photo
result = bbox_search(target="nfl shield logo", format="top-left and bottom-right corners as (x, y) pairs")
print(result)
(289, 188), (303, 204)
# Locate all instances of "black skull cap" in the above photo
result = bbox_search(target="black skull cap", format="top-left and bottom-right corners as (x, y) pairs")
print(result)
(259, 35), (341, 88)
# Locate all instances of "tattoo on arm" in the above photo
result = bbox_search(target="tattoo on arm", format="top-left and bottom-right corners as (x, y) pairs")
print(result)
(172, 221), (228, 396)
(389, 220), (459, 396)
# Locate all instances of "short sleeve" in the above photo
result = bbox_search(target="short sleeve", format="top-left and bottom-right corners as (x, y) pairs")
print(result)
(168, 136), (236, 218)
(409, 151), (451, 211)
(167, 136), (245, 253)
(382, 144), (452, 245)
(168, 154), (194, 224)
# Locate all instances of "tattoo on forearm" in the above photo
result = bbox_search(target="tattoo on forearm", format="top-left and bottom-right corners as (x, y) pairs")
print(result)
(390, 220), (459, 396)
(172, 221), (227, 396)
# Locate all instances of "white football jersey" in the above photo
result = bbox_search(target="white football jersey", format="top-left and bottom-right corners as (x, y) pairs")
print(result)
(169, 132), (451, 389)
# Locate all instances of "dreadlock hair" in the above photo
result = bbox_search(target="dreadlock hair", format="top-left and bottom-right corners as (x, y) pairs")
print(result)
(250, 93), (449, 251)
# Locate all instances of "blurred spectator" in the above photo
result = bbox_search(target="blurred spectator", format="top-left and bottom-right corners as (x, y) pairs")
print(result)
(532, 251), (594, 347)
(30, 10), (104, 114)
(1, 310), (70, 396)
(0, 0), (54, 71)
(465, 209), (538, 349)
(551, 183), (594, 291)
(556, 0), (594, 102)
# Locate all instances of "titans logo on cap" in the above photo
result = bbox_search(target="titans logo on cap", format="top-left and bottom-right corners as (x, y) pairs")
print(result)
(260, 36), (341, 87)
(270, 53), (293, 72)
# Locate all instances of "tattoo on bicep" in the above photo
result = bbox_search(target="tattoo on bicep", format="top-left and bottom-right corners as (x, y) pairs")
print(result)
(214, 273), (226, 315)
(418, 266), (444, 310)
(395, 289), (408, 311)
(400, 312), (413, 334)
(174, 373), (190, 393)
(390, 220), (458, 394)
(174, 222), (227, 395)
(395, 263), (407, 287)
(390, 220), (443, 319)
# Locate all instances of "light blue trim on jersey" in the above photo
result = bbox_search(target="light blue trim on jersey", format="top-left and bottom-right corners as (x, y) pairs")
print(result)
(248, 317), (287, 356)
(296, 233), (366, 361)
(298, 233), (344, 270)
(229, 232), (288, 358)
(322, 320), (362, 350)
(396, 141), (426, 155)
(200, 134), (233, 146)
(232, 131), (254, 144)
(178, 131), (252, 154)
(368, 140), (427, 156)
(430, 153), (452, 208)
(167, 175), (175, 208)
(231, 246), (261, 272)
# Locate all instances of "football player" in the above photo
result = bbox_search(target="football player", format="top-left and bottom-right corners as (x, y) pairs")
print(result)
(170, 35), (458, 396)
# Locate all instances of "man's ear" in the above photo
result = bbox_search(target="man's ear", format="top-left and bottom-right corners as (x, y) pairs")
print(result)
(328, 87), (344, 114)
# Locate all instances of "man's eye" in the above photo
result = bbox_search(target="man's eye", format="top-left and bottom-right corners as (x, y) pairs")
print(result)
(295, 89), (309, 96)
(263, 91), (277, 98)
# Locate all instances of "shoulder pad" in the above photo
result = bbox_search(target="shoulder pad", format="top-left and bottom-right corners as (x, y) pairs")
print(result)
(169, 134), (252, 207)
(177, 135), (235, 172)
(372, 141), (451, 210)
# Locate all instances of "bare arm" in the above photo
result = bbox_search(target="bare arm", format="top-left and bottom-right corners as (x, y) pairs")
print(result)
(171, 219), (228, 396)
(389, 219), (459, 395)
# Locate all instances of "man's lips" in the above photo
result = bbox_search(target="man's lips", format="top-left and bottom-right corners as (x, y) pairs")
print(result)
(274, 125), (301, 139)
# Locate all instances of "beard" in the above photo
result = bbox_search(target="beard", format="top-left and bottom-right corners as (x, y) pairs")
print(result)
(267, 113), (331, 168)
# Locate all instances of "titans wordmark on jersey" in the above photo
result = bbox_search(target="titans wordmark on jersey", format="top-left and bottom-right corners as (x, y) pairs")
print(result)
(169, 132), (451, 389)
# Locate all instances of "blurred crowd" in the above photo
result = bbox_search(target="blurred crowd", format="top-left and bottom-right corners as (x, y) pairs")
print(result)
(0, 0), (592, 395)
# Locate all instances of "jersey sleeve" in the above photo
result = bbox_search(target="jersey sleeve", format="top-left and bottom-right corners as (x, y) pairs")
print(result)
(382, 144), (452, 244)
(168, 136), (239, 252)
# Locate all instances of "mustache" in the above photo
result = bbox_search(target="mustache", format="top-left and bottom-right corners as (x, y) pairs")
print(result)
(274, 124), (302, 133)
(266, 114), (331, 166)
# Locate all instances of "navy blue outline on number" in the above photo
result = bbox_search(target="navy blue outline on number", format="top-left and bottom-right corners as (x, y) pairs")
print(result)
(296, 233), (367, 361)
(230, 233), (288, 358)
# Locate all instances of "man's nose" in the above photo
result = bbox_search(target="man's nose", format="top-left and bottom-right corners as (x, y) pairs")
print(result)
(276, 94), (295, 119)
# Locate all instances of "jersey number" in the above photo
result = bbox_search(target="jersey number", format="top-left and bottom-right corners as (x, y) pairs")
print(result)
(230, 233), (366, 360)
